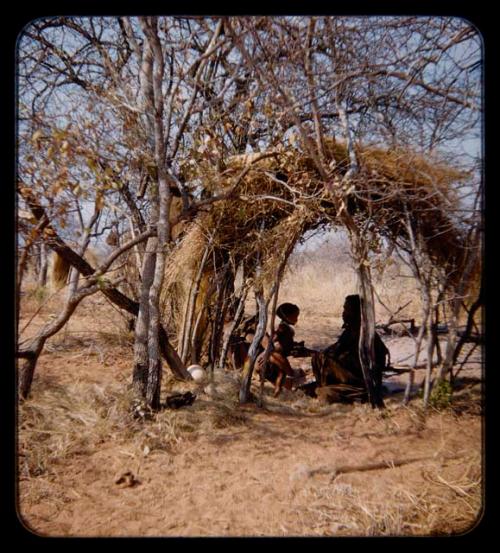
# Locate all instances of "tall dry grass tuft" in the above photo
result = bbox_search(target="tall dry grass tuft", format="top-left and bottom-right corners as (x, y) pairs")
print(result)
(18, 380), (140, 479)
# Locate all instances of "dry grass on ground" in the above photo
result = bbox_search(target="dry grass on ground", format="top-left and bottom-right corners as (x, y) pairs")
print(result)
(17, 254), (483, 537)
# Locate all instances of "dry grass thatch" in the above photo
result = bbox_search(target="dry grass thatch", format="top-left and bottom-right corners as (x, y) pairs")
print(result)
(191, 139), (468, 274)
(172, 139), (471, 300)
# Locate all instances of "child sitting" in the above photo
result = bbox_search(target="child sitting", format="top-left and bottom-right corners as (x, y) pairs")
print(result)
(257, 302), (304, 397)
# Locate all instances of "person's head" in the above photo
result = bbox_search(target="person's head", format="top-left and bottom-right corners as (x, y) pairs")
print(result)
(276, 302), (300, 325)
(342, 294), (361, 327)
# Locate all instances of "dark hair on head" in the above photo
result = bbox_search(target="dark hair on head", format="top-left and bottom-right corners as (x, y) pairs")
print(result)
(276, 302), (300, 321)
(343, 294), (361, 327)
(344, 294), (361, 309)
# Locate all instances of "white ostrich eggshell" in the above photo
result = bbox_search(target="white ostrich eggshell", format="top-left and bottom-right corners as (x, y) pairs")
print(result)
(187, 364), (206, 382)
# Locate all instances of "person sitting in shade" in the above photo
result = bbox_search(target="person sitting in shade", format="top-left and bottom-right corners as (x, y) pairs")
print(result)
(311, 294), (390, 402)
(257, 302), (306, 397)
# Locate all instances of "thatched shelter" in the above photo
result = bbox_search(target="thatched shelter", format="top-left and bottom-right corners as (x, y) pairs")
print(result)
(162, 138), (478, 394)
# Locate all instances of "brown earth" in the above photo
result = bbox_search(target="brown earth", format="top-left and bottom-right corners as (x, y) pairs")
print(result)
(17, 293), (483, 537)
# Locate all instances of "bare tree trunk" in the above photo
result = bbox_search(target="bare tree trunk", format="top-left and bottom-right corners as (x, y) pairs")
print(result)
(208, 268), (231, 375)
(239, 287), (267, 404)
(218, 282), (249, 370)
(438, 245), (482, 383)
(128, 215), (144, 276)
(437, 295), (459, 383)
(423, 306), (435, 408)
(452, 285), (482, 368)
(238, 227), (299, 404)
(18, 347), (44, 401)
(433, 297), (443, 366)
(38, 242), (48, 287)
(357, 260), (385, 409)
(403, 300), (429, 405)
(146, 253), (164, 410)
(180, 277), (196, 362)
(133, 237), (158, 398)
(258, 278), (281, 407)
(140, 17), (173, 410)
(345, 222), (384, 409)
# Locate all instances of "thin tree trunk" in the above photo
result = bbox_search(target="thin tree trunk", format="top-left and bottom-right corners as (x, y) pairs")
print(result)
(258, 279), (281, 407)
(146, 254), (164, 410)
(140, 17), (172, 411)
(239, 287), (267, 404)
(423, 291), (435, 408)
(218, 283), (249, 370)
(38, 242), (48, 287)
(238, 227), (299, 404)
(18, 347), (44, 401)
(357, 261), (384, 409)
(437, 298), (459, 383)
(133, 237), (158, 398)
(346, 223), (383, 409)
(127, 215), (144, 300)
(452, 286), (482, 366)
(433, 298), (443, 366)
(403, 301), (429, 405)
(180, 277), (196, 362)
(208, 267), (231, 374)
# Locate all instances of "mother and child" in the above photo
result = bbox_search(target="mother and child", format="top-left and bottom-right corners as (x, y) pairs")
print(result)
(247, 294), (390, 400)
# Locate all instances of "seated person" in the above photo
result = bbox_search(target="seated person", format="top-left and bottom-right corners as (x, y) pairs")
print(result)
(311, 294), (390, 402)
(256, 302), (306, 397)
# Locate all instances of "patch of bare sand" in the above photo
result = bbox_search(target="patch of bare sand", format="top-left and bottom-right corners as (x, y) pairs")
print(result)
(18, 295), (483, 537)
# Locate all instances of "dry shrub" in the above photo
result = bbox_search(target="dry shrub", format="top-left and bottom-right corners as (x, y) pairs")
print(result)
(372, 259), (422, 321)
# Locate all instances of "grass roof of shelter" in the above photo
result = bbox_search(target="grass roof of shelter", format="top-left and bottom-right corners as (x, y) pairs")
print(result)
(175, 138), (471, 286)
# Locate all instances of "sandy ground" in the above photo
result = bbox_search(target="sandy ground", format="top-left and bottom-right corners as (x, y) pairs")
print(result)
(17, 294), (484, 537)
